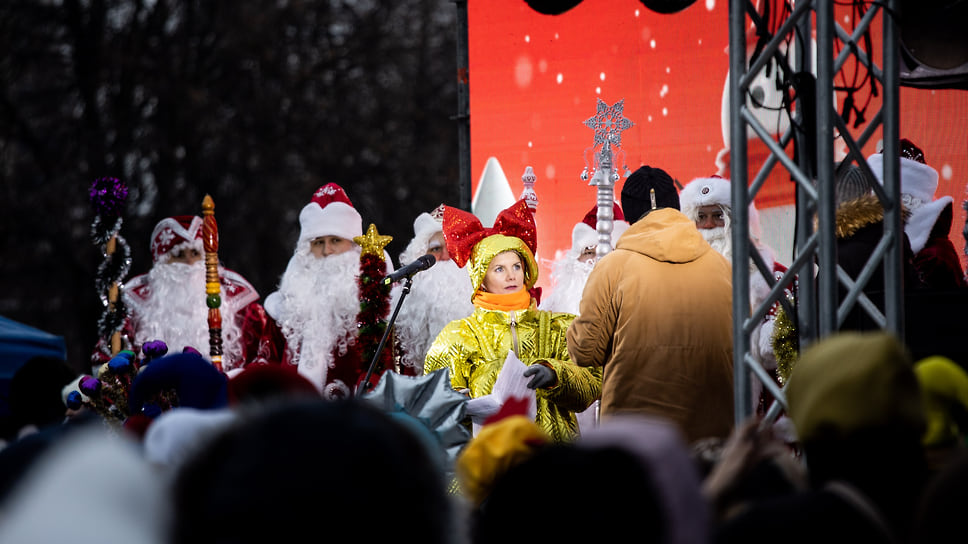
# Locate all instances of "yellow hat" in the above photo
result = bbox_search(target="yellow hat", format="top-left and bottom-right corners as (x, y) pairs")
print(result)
(455, 415), (549, 505)
(786, 331), (924, 443)
(914, 355), (968, 447)
(466, 234), (539, 295)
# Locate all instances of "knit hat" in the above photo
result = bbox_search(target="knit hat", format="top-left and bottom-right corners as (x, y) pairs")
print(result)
(867, 138), (951, 253)
(914, 356), (968, 448)
(679, 175), (731, 221)
(455, 414), (550, 505)
(786, 331), (925, 443)
(834, 163), (874, 205)
(150, 216), (204, 264)
(297, 183), (363, 250)
(128, 352), (229, 421)
(621, 165), (680, 223)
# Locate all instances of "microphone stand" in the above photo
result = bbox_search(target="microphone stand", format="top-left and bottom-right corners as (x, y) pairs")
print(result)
(356, 275), (413, 397)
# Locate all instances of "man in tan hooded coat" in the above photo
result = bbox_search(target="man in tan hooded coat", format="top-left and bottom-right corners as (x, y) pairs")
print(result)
(566, 165), (735, 443)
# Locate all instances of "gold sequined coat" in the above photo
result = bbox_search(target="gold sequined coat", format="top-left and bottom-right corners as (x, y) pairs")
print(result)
(424, 303), (601, 442)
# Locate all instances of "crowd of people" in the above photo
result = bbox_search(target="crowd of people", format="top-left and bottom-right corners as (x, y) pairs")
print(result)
(2, 136), (967, 543)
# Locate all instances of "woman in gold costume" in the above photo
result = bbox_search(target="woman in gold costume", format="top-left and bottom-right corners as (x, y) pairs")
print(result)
(424, 200), (601, 442)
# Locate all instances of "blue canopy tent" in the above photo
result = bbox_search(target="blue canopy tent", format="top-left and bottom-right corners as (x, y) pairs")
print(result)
(0, 316), (68, 424)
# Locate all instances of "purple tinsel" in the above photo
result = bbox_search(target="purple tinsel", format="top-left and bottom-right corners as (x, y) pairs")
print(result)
(89, 177), (128, 217)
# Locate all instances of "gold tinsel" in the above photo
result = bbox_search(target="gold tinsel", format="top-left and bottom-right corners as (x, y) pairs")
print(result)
(772, 304), (799, 385)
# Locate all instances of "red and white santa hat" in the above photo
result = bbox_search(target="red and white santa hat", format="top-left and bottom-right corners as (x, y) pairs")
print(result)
(571, 203), (629, 252)
(150, 215), (204, 264)
(867, 139), (951, 254)
(679, 175), (732, 221)
(297, 183), (363, 249)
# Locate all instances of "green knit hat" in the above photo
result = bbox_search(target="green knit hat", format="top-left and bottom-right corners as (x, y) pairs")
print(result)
(786, 331), (925, 442)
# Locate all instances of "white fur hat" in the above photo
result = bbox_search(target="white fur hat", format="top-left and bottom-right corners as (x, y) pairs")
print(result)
(399, 208), (444, 265)
(679, 176), (732, 221)
(867, 150), (951, 254)
(297, 183), (363, 249)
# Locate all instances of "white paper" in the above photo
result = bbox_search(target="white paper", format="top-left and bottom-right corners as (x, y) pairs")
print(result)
(466, 351), (537, 436)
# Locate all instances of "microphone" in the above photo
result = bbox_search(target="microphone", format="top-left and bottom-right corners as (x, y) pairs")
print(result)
(382, 254), (436, 285)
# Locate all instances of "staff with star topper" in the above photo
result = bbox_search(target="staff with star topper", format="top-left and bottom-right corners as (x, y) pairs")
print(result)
(260, 183), (403, 399)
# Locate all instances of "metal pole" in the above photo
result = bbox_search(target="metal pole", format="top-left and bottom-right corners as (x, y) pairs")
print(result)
(729, 0), (751, 424)
(454, 0), (472, 212)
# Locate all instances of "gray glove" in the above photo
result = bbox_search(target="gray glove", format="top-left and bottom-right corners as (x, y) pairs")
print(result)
(523, 364), (556, 390)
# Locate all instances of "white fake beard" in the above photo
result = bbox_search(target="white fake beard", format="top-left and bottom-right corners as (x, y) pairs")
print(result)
(394, 259), (475, 372)
(701, 226), (733, 262)
(273, 250), (361, 374)
(135, 261), (244, 366)
(539, 252), (595, 315)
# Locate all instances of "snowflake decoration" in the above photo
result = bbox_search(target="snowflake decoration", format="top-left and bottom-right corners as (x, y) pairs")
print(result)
(583, 98), (634, 148)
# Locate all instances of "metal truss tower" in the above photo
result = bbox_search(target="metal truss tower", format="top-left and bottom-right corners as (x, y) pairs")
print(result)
(728, 0), (903, 423)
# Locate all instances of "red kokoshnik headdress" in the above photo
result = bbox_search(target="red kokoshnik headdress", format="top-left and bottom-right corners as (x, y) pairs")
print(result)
(441, 199), (537, 268)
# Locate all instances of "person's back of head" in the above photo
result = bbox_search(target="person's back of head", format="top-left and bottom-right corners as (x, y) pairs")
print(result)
(8, 356), (76, 435)
(171, 397), (453, 544)
(786, 331), (928, 536)
(620, 165), (680, 224)
(834, 162), (875, 206)
(473, 442), (666, 544)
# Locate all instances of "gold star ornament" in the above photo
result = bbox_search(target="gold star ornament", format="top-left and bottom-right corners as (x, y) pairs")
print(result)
(355, 223), (393, 259)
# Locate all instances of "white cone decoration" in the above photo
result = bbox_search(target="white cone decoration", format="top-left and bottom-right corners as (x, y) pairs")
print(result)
(472, 157), (516, 228)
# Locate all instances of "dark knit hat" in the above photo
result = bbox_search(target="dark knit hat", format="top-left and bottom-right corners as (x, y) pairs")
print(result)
(621, 166), (680, 223)
(834, 163), (874, 206)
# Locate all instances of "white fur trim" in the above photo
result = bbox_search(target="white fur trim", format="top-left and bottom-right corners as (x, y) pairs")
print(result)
(611, 220), (630, 245)
(867, 153), (947, 254)
(399, 212), (442, 265)
(571, 222), (598, 252)
(298, 201), (362, 248)
(679, 177), (732, 220)
(867, 153), (939, 202)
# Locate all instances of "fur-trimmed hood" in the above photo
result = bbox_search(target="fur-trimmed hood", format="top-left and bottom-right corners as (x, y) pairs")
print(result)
(832, 195), (911, 240)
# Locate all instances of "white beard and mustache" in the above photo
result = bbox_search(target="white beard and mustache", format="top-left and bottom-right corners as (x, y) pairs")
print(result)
(394, 258), (475, 373)
(701, 226), (733, 263)
(272, 249), (362, 385)
(539, 251), (596, 315)
(133, 261), (244, 368)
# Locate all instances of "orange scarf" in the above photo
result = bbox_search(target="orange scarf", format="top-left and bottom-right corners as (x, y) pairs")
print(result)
(473, 289), (532, 312)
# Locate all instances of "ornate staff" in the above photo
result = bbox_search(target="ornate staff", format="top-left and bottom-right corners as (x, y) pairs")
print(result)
(520, 166), (538, 213)
(201, 195), (223, 371)
(580, 98), (634, 259)
(89, 177), (131, 360)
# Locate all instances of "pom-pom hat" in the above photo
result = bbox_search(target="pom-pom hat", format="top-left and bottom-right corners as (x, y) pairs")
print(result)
(442, 200), (538, 294)
(151, 216), (204, 263)
(297, 183), (363, 250)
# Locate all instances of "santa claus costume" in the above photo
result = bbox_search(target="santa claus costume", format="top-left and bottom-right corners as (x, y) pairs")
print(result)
(867, 139), (966, 290)
(539, 203), (629, 316)
(394, 205), (475, 375)
(261, 183), (396, 398)
(679, 176), (797, 418)
(93, 215), (267, 372)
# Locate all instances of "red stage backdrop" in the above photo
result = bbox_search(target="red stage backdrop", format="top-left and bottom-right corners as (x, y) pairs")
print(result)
(468, 0), (968, 289)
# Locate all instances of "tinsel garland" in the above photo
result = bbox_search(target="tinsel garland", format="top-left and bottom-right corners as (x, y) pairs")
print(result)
(772, 305), (799, 385)
(89, 177), (131, 355)
(354, 224), (394, 392)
